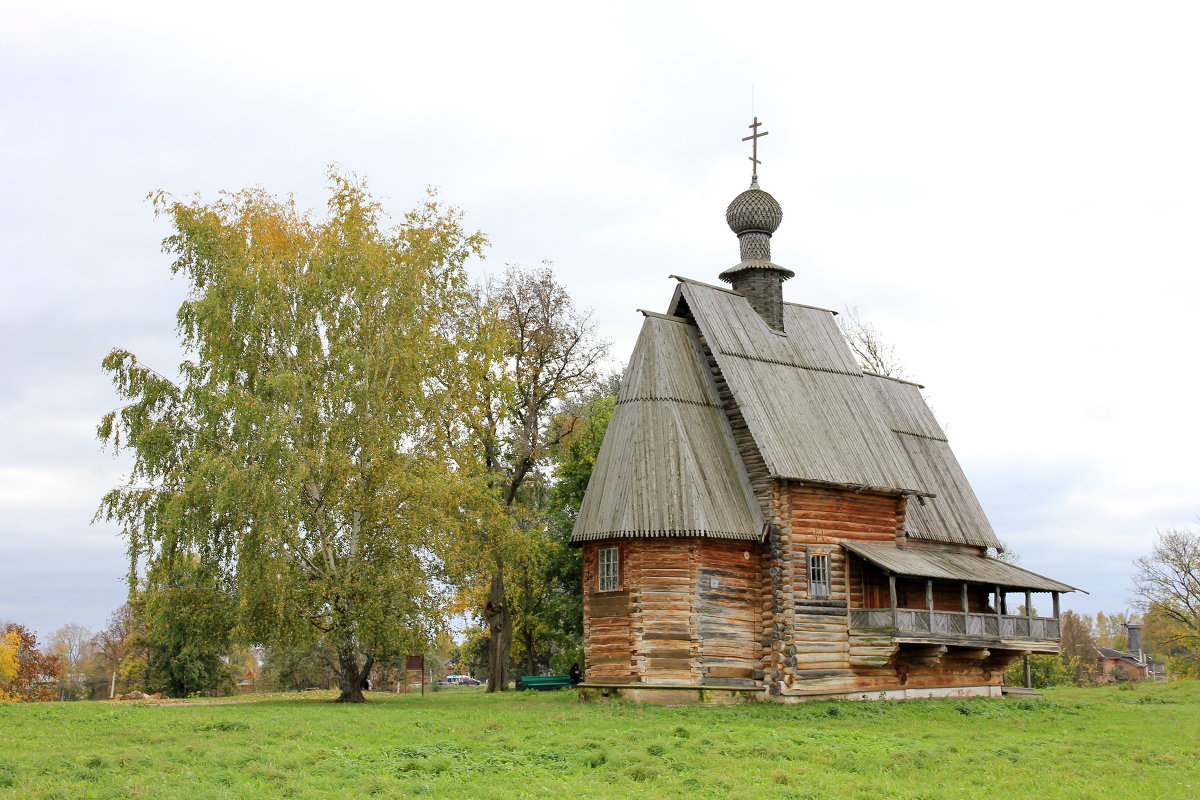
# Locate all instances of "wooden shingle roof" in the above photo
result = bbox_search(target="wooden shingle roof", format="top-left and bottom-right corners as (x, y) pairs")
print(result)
(674, 278), (926, 495)
(863, 374), (1001, 549)
(570, 313), (764, 543)
(575, 275), (1011, 551)
(842, 541), (1079, 593)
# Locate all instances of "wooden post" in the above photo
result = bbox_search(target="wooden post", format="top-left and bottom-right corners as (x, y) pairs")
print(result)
(1052, 591), (1061, 638)
(1023, 655), (1032, 688)
(994, 586), (1002, 634)
(961, 583), (969, 633)
(1025, 590), (1033, 637)
(926, 579), (934, 632)
(889, 574), (898, 630)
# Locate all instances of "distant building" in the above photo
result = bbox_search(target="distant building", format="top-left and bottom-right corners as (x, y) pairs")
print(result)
(1095, 622), (1163, 681)
(1094, 646), (1149, 681)
(573, 127), (1081, 703)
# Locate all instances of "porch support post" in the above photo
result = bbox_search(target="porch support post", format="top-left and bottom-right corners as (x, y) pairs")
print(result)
(1025, 590), (1032, 618)
(1052, 591), (1061, 638)
(994, 585), (1002, 633)
(926, 579), (934, 632)
(961, 583), (970, 632)
(888, 574), (898, 630)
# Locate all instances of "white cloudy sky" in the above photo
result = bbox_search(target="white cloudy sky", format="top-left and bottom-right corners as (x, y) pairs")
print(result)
(3, 1), (1198, 639)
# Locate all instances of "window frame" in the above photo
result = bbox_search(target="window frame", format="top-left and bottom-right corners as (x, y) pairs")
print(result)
(597, 546), (620, 592)
(808, 550), (830, 599)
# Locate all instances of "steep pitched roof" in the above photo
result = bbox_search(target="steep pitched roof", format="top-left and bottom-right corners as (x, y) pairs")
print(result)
(863, 374), (1001, 549)
(672, 278), (926, 495)
(570, 312), (763, 542)
(668, 276), (1002, 549)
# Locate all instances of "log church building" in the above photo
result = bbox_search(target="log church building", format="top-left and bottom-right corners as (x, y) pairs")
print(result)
(572, 120), (1079, 703)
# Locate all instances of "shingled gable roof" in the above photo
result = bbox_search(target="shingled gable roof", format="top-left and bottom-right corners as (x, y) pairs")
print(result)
(669, 277), (927, 495)
(668, 276), (1002, 550)
(862, 374), (1002, 549)
(570, 311), (764, 543)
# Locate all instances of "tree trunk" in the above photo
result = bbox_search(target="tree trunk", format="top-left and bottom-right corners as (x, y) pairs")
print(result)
(485, 558), (512, 692)
(334, 648), (373, 703)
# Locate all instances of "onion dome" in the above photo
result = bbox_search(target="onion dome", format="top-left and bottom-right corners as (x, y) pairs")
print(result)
(725, 187), (783, 236)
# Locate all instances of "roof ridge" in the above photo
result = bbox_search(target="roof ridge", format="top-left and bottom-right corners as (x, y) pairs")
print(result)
(669, 274), (742, 295)
(638, 309), (692, 324)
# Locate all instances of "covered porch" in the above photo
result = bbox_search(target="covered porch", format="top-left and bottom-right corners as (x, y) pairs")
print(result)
(843, 541), (1080, 649)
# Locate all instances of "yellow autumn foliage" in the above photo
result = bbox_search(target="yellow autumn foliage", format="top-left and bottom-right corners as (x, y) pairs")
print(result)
(0, 631), (19, 702)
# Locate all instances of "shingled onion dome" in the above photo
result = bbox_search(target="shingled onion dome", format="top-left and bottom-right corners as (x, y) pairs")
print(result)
(719, 184), (794, 331)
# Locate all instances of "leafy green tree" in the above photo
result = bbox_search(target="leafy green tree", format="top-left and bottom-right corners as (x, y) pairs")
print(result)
(130, 557), (237, 697)
(1058, 609), (1100, 684)
(98, 171), (501, 702)
(1005, 653), (1073, 688)
(259, 644), (335, 691)
(456, 264), (609, 691)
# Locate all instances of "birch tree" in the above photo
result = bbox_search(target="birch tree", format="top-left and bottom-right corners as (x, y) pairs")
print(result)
(98, 171), (501, 702)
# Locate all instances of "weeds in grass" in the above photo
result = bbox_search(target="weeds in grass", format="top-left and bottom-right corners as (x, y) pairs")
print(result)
(196, 720), (250, 731)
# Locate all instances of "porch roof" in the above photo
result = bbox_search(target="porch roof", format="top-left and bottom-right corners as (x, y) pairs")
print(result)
(842, 541), (1081, 593)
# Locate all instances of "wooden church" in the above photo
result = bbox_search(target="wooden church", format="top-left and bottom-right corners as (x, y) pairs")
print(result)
(572, 123), (1078, 703)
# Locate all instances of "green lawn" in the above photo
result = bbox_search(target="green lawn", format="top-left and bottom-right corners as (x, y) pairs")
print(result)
(1, 682), (1198, 799)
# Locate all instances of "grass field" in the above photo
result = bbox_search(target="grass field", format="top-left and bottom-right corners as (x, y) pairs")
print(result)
(1, 681), (1198, 799)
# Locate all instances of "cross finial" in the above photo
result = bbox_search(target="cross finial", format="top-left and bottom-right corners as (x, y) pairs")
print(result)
(742, 116), (769, 188)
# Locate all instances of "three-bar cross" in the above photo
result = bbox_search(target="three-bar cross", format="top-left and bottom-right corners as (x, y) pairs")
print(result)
(742, 116), (769, 180)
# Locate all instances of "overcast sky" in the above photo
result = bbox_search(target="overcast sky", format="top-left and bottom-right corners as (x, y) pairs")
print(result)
(3, 1), (1198, 640)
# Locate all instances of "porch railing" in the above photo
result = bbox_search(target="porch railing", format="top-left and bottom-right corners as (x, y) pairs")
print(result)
(849, 609), (1060, 640)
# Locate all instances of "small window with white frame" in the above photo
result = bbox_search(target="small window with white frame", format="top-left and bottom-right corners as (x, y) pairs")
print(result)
(597, 546), (620, 592)
(808, 551), (830, 598)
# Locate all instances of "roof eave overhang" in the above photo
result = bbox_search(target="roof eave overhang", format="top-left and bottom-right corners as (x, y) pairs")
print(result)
(841, 540), (1083, 594)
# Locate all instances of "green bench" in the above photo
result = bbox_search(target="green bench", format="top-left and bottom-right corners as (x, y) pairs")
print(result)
(517, 675), (573, 691)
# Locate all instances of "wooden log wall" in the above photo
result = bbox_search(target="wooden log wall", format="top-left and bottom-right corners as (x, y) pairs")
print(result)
(776, 484), (905, 693)
(698, 540), (762, 685)
(581, 543), (635, 683)
(633, 539), (697, 684)
(582, 538), (764, 686)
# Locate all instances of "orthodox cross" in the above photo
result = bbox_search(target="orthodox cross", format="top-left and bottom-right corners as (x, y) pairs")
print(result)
(742, 116), (769, 183)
